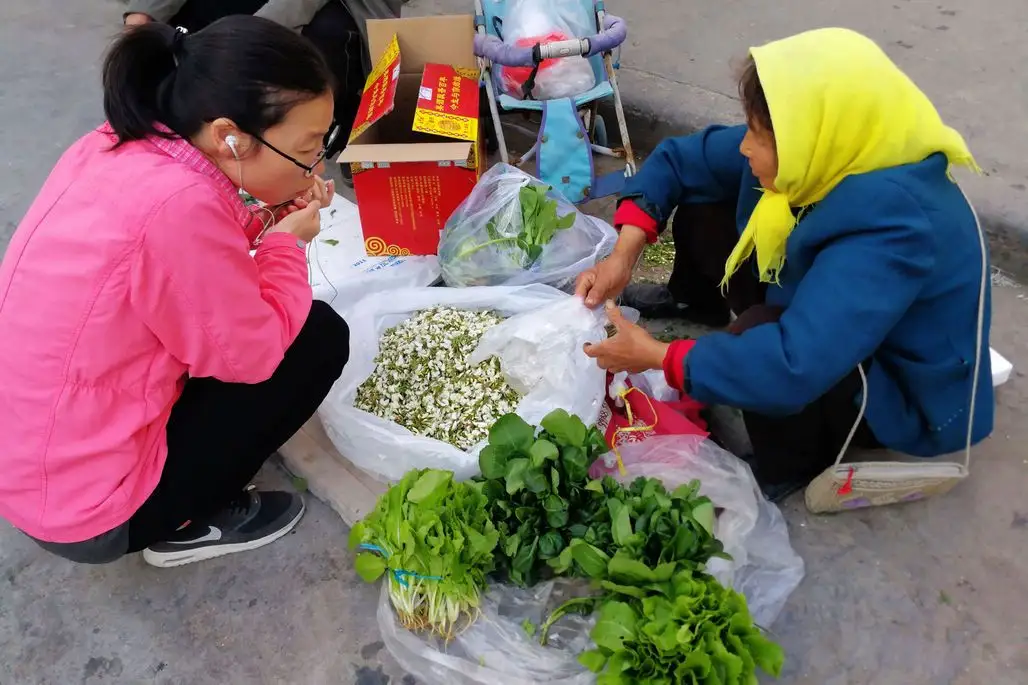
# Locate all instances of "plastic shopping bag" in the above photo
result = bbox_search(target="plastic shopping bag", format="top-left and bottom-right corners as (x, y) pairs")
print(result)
(318, 285), (607, 482)
(438, 165), (617, 290)
(591, 373), (709, 475)
(500, 0), (597, 100)
(375, 435), (805, 685)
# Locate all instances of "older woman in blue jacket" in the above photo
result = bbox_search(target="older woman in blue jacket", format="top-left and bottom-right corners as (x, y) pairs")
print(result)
(578, 28), (993, 501)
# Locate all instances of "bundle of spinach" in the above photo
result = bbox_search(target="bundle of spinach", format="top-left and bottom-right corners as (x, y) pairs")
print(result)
(477, 410), (610, 587)
(348, 469), (499, 641)
(539, 551), (783, 684)
(548, 476), (726, 579)
(457, 183), (577, 265)
(585, 570), (783, 684)
(523, 456), (783, 682)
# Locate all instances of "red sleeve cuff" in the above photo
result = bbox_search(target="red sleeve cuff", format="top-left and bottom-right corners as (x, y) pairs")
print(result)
(613, 200), (660, 244)
(662, 339), (697, 392)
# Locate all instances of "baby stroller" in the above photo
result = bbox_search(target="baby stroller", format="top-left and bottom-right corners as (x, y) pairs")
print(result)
(474, 0), (635, 204)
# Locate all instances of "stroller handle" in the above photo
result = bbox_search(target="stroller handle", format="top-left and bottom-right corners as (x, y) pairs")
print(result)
(474, 13), (627, 67)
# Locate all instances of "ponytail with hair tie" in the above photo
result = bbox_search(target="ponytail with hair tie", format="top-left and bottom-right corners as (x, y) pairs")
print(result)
(170, 26), (188, 67)
(102, 15), (334, 148)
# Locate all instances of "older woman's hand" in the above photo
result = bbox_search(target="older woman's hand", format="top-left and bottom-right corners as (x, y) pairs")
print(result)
(584, 302), (670, 373)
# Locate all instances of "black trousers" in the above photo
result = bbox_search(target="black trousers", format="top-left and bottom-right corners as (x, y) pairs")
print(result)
(32, 301), (348, 561)
(170, 0), (367, 157)
(667, 203), (880, 485)
(124, 301), (349, 552)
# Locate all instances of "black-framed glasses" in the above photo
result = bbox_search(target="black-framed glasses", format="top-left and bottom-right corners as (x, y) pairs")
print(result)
(251, 125), (342, 178)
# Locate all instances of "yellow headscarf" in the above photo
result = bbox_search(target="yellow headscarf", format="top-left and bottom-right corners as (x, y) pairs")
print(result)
(722, 27), (979, 287)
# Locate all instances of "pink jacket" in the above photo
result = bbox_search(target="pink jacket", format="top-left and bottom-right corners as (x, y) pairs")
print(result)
(0, 126), (313, 543)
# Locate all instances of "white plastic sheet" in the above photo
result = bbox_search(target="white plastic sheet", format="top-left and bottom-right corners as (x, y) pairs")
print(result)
(309, 196), (440, 315)
(318, 286), (607, 482)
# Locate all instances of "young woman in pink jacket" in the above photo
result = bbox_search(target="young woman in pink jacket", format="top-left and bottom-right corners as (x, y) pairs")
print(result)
(0, 16), (349, 567)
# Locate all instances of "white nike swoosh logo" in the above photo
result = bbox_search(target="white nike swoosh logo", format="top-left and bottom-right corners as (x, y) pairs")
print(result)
(166, 526), (222, 545)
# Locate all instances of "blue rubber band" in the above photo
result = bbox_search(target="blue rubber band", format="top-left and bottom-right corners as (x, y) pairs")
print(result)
(358, 544), (442, 587)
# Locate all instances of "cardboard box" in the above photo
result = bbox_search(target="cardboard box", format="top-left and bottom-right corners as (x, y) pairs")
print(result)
(338, 16), (483, 257)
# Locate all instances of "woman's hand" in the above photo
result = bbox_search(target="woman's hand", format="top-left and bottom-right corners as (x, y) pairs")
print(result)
(308, 175), (334, 206)
(584, 301), (670, 373)
(273, 176), (335, 223)
(575, 225), (648, 307)
(270, 199), (322, 243)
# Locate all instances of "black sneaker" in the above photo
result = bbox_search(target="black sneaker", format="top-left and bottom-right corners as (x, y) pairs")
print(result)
(142, 489), (305, 568)
(620, 284), (731, 327)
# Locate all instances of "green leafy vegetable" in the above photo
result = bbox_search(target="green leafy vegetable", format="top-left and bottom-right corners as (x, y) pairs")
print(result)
(586, 476), (728, 573)
(538, 596), (597, 647)
(348, 468), (498, 641)
(455, 183), (577, 267)
(360, 411), (787, 681)
(476, 411), (610, 587)
(578, 570), (785, 684)
(462, 408), (785, 682)
(354, 552), (387, 583)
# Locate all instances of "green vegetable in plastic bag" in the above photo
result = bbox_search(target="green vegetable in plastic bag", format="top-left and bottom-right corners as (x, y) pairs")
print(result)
(348, 469), (499, 641)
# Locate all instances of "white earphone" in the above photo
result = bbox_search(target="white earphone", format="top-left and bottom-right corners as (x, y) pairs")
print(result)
(224, 134), (275, 237)
(225, 134), (246, 195)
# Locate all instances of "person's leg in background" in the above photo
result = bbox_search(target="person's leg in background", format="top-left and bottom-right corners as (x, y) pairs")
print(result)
(301, 2), (368, 186)
(621, 202), (764, 326)
(740, 357), (881, 503)
(167, 0), (268, 32)
(128, 301), (349, 567)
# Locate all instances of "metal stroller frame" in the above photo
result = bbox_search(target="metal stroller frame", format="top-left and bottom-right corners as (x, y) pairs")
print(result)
(473, 0), (636, 204)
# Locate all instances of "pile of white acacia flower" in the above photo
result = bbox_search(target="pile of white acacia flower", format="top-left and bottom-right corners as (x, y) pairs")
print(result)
(354, 307), (521, 449)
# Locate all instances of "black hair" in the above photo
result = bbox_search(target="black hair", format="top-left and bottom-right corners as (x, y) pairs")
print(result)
(102, 16), (334, 146)
(737, 55), (773, 135)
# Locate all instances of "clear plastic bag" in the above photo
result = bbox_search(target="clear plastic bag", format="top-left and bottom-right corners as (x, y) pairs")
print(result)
(500, 0), (598, 100)
(438, 165), (617, 290)
(375, 435), (805, 684)
(318, 285), (607, 482)
(379, 580), (596, 685)
(469, 294), (609, 399)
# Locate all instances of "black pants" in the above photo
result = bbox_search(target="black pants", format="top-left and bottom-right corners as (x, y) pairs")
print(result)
(170, 0), (367, 157)
(33, 301), (348, 561)
(124, 301), (349, 552)
(668, 203), (880, 485)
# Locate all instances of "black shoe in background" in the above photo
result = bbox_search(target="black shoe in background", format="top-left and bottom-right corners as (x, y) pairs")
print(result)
(339, 163), (354, 188)
(737, 452), (812, 504)
(143, 488), (305, 568)
(620, 283), (732, 328)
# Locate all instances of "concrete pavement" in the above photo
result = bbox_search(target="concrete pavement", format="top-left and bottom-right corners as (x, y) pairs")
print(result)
(409, 0), (1028, 278)
(1, 1), (1028, 684)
